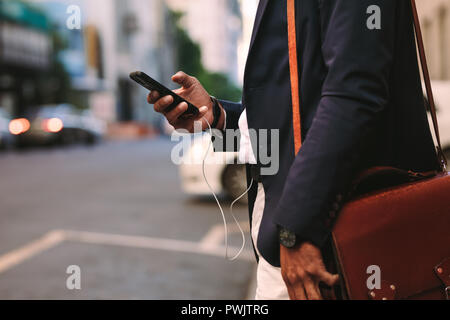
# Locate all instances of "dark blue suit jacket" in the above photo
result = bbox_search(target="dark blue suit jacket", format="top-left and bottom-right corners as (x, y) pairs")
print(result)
(220, 0), (440, 267)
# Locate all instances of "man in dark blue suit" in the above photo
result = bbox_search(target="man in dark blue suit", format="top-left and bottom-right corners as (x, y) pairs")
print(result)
(148, 0), (440, 299)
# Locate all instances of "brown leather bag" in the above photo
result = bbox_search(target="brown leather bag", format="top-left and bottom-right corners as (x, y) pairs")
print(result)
(287, 0), (450, 300)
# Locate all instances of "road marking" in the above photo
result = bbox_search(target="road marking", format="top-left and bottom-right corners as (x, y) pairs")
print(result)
(64, 230), (253, 261)
(200, 223), (250, 250)
(0, 229), (253, 274)
(200, 225), (225, 249)
(0, 230), (66, 274)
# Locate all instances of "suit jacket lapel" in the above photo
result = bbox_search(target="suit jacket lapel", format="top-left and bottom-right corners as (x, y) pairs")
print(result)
(248, 0), (269, 54)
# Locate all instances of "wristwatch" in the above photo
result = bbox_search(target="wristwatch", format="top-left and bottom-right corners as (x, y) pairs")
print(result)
(210, 96), (222, 129)
(279, 227), (299, 248)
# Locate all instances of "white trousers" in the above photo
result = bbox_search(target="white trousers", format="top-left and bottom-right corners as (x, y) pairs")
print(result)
(251, 183), (290, 300)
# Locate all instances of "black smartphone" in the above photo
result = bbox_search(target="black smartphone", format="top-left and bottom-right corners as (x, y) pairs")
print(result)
(129, 71), (199, 118)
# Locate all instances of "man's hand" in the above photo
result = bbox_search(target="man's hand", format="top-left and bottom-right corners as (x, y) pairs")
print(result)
(280, 242), (339, 300)
(147, 71), (224, 132)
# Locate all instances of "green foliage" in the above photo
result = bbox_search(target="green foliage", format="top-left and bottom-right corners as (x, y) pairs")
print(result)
(169, 10), (242, 102)
(170, 11), (203, 77)
(197, 72), (242, 102)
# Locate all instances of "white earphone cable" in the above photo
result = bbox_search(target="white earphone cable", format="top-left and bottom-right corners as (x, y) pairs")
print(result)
(201, 117), (253, 261)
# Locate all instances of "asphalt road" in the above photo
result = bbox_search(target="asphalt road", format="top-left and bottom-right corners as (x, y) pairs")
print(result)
(0, 138), (256, 299)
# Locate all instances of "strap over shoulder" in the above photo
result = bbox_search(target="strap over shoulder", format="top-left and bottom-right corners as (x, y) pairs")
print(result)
(287, 0), (302, 156)
(286, 0), (448, 172)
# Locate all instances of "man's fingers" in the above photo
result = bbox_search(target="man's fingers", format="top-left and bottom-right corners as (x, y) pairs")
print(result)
(147, 91), (160, 104)
(282, 270), (308, 300)
(292, 281), (307, 300)
(166, 102), (188, 124)
(172, 71), (197, 88)
(284, 278), (307, 300)
(317, 269), (340, 287)
(197, 106), (208, 117)
(303, 278), (322, 300)
(154, 95), (174, 113)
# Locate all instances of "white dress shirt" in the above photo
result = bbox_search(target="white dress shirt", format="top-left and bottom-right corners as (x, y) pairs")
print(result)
(237, 109), (257, 164)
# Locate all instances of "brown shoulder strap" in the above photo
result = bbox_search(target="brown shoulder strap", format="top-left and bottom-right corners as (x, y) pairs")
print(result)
(411, 0), (447, 171)
(287, 0), (448, 171)
(287, 0), (302, 155)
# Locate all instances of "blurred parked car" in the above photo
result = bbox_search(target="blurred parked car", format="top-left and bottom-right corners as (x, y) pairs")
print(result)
(13, 104), (106, 147)
(178, 134), (248, 202)
(80, 109), (108, 143)
(0, 108), (15, 150)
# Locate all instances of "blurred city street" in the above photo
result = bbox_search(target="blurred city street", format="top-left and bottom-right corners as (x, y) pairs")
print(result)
(1, 0), (449, 303)
(0, 139), (256, 299)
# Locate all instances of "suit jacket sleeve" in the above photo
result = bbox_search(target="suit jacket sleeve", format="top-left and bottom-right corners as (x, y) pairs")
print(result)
(273, 0), (398, 247)
(212, 100), (244, 152)
(218, 99), (244, 130)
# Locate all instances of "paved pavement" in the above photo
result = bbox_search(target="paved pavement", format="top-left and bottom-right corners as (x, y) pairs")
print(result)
(0, 138), (256, 299)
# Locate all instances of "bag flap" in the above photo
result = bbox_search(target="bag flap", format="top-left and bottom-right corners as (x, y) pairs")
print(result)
(333, 172), (450, 300)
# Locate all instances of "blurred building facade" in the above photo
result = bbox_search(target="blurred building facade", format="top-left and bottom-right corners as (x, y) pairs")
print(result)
(167, 0), (242, 84)
(83, 0), (176, 124)
(0, 1), (52, 116)
(417, 0), (450, 81)
(237, 0), (258, 86)
(1, 0), (176, 126)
